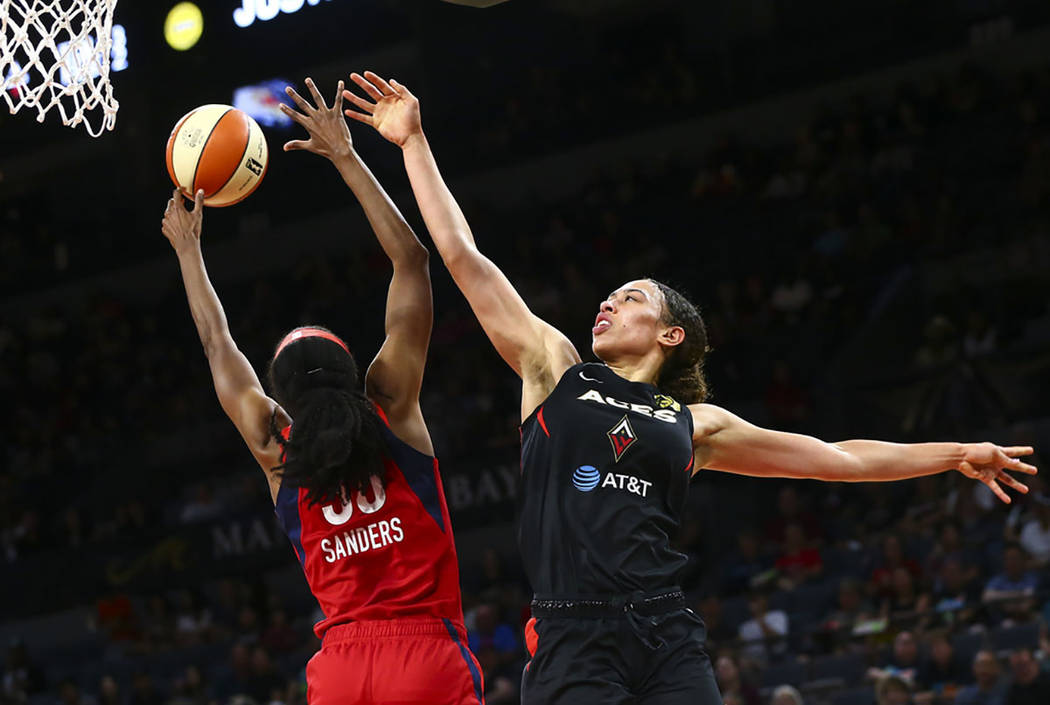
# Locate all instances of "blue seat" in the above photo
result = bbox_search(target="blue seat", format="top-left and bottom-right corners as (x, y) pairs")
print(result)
(951, 631), (986, 667)
(990, 622), (1040, 652)
(760, 659), (809, 688)
(810, 652), (866, 685)
(832, 686), (876, 705)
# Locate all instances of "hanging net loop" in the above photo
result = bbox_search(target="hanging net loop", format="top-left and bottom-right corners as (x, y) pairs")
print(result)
(1, 0), (120, 137)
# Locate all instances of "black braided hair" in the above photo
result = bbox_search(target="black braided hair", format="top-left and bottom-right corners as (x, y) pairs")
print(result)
(648, 280), (711, 405)
(267, 326), (385, 507)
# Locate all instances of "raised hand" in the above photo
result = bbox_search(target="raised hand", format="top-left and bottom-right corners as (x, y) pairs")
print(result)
(343, 71), (422, 148)
(280, 78), (352, 160)
(958, 443), (1038, 503)
(162, 188), (205, 255)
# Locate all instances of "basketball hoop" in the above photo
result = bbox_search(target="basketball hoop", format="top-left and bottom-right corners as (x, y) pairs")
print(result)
(1, 0), (120, 137)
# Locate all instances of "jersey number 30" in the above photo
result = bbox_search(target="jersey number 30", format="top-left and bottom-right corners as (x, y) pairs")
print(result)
(321, 476), (387, 526)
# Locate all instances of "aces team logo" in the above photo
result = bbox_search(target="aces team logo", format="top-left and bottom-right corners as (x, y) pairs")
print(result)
(653, 394), (681, 412)
(607, 414), (636, 462)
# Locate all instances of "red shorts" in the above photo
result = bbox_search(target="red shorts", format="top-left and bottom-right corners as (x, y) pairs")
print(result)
(306, 618), (485, 705)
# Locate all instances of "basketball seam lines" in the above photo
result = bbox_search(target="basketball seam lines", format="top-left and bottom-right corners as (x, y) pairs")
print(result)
(190, 107), (231, 198)
(208, 115), (253, 200)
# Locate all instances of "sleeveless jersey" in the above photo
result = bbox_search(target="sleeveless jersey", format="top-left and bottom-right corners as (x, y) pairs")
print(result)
(273, 405), (464, 638)
(519, 362), (695, 595)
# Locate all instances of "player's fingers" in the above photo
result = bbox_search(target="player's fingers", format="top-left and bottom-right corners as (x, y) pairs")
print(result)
(342, 90), (376, 114)
(350, 72), (384, 101)
(344, 109), (375, 127)
(986, 477), (1011, 504)
(1003, 454), (1039, 474)
(333, 80), (345, 113)
(194, 189), (205, 211)
(305, 77), (328, 110)
(998, 471), (1029, 494)
(389, 78), (415, 100)
(278, 103), (309, 126)
(1002, 446), (1035, 457)
(998, 450), (1038, 474)
(363, 71), (394, 96)
(285, 85), (315, 113)
(283, 140), (311, 152)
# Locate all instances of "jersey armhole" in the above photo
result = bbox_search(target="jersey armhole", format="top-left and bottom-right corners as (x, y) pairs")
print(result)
(519, 362), (584, 432)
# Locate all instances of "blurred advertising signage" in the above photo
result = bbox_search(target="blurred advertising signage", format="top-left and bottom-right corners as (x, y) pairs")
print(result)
(233, 78), (296, 127)
(57, 24), (128, 86)
(233, 0), (333, 28)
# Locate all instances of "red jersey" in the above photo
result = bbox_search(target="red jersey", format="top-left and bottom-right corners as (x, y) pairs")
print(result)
(273, 405), (465, 638)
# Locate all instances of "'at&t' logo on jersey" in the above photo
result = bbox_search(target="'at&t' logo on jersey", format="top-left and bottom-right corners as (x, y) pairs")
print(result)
(572, 465), (653, 498)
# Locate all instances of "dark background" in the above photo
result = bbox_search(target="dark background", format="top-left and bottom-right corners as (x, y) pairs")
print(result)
(3, 2), (1050, 705)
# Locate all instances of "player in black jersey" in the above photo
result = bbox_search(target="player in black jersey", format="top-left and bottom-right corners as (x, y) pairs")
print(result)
(342, 71), (1039, 705)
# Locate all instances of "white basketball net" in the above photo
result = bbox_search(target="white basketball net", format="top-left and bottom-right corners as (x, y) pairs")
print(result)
(1, 0), (119, 137)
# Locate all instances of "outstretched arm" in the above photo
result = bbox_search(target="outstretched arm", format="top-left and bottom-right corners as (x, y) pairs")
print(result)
(281, 77), (433, 454)
(343, 71), (580, 420)
(690, 403), (1037, 503)
(161, 190), (285, 498)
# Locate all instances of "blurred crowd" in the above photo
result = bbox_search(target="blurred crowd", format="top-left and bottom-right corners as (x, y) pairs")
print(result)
(4, 42), (1050, 705)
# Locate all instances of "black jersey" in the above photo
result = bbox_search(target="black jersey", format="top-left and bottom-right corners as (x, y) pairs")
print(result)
(518, 361), (695, 595)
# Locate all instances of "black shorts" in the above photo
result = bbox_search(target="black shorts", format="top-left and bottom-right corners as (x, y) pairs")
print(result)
(521, 605), (722, 705)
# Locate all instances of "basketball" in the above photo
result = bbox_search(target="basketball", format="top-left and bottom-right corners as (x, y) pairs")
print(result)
(165, 105), (268, 207)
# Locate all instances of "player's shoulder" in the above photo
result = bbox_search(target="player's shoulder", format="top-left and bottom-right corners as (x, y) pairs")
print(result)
(687, 403), (736, 440)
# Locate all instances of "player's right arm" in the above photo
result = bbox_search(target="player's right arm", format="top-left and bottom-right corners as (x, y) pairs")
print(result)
(161, 190), (286, 500)
(343, 71), (581, 420)
(280, 77), (434, 455)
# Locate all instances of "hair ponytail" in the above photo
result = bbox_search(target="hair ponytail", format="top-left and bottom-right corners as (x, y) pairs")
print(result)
(649, 279), (711, 405)
(267, 328), (386, 507)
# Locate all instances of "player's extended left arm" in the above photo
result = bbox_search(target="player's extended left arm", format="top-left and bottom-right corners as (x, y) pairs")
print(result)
(691, 403), (1037, 503)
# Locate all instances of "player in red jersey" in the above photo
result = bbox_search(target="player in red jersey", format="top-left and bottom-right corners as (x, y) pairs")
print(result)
(161, 78), (483, 705)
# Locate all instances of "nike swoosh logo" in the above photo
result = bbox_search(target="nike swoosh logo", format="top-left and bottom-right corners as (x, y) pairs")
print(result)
(579, 371), (602, 383)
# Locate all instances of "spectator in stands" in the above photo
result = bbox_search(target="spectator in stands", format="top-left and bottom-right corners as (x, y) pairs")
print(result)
(475, 646), (518, 705)
(770, 684), (804, 705)
(884, 567), (932, 630)
(215, 643), (254, 701)
(466, 604), (519, 669)
(1017, 494), (1050, 566)
(916, 632), (969, 701)
(2, 639), (45, 702)
(126, 674), (162, 705)
(775, 522), (823, 590)
(168, 665), (211, 705)
(173, 590), (212, 647)
(926, 521), (976, 579)
(245, 647), (284, 705)
(981, 543), (1039, 624)
(871, 534), (922, 600)
(869, 631), (923, 685)
(931, 557), (980, 627)
(723, 528), (774, 594)
(58, 678), (95, 705)
(260, 609), (298, 654)
(819, 577), (878, 651)
(178, 485), (222, 525)
(738, 590), (789, 663)
(878, 675), (913, 705)
(764, 486), (822, 544)
(714, 653), (760, 705)
(1006, 648), (1050, 705)
(954, 651), (1006, 705)
(96, 676), (120, 705)
(696, 595), (736, 652)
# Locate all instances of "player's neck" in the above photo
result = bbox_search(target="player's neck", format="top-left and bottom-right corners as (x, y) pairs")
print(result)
(603, 355), (662, 388)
